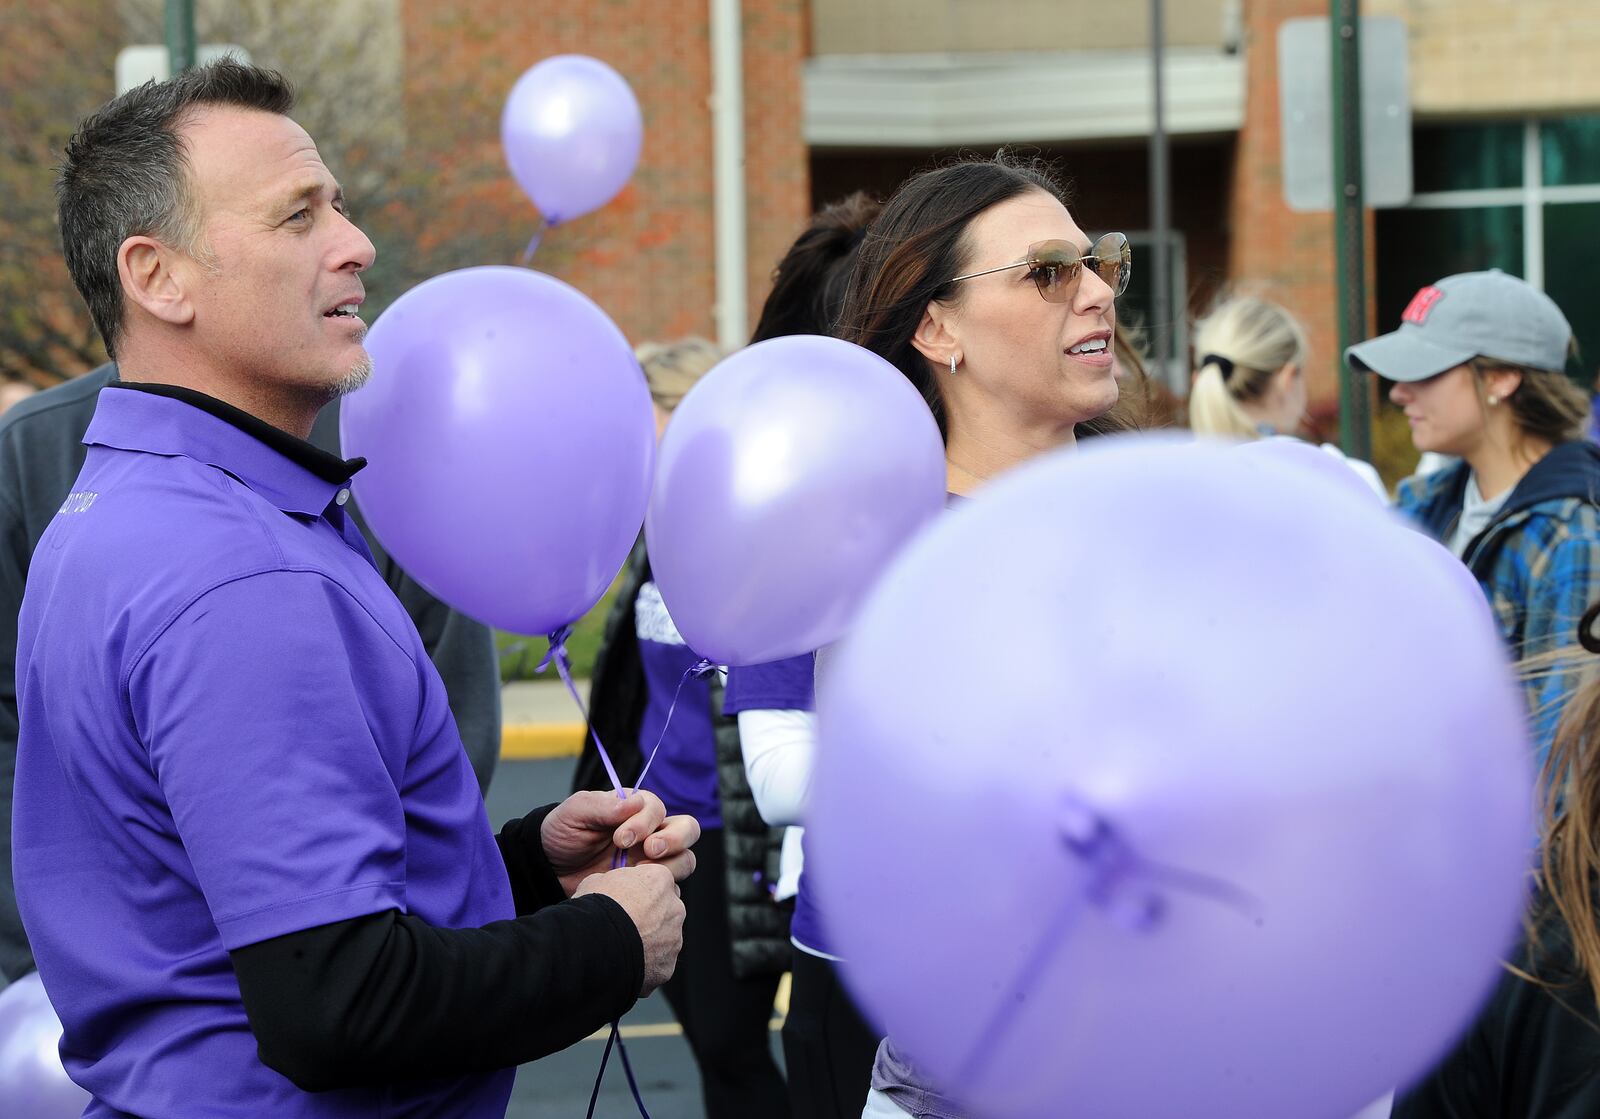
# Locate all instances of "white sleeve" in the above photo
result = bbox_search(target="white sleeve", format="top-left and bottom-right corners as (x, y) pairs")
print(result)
(1317, 443), (1390, 504)
(1346, 457), (1391, 504)
(774, 825), (805, 903)
(735, 708), (817, 828)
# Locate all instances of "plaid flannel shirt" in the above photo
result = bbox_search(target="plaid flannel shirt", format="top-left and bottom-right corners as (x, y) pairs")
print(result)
(1397, 449), (1600, 765)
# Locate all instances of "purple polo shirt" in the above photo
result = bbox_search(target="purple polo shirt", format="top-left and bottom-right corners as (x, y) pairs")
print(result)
(12, 386), (514, 1117)
(724, 655), (828, 953)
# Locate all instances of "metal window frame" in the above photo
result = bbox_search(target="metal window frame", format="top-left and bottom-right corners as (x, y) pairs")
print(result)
(1399, 118), (1600, 292)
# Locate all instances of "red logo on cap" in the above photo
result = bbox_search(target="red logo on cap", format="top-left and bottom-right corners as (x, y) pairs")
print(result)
(1402, 286), (1445, 324)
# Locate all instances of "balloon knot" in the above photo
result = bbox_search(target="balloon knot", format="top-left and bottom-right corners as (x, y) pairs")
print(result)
(1057, 795), (1166, 933)
(537, 625), (575, 675)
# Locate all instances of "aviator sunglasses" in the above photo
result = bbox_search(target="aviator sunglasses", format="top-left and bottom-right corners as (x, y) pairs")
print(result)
(950, 231), (1132, 302)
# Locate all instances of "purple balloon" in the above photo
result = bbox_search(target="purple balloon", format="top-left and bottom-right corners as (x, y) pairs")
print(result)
(646, 335), (947, 666)
(810, 437), (1531, 1119)
(343, 266), (654, 635)
(1236, 436), (1387, 506)
(501, 55), (644, 224)
(1392, 522), (1496, 631)
(0, 974), (90, 1118)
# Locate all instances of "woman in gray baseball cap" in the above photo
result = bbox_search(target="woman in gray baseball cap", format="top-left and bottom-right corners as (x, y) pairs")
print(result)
(1348, 269), (1600, 763)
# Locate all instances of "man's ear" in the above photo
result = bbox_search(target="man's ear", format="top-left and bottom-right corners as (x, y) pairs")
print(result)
(117, 236), (195, 328)
(911, 301), (959, 369)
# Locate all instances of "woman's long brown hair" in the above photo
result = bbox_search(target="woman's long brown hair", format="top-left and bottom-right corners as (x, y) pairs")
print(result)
(1536, 651), (1600, 1007)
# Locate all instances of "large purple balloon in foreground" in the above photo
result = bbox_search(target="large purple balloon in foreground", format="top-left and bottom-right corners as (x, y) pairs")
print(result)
(0, 973), (90, 1118)
(1236, 434), (1387, 506)
(343, 266), (654, 635)
(501, 55), (644, 224)
(810, 437), (1531, 1119)
(646, 335), (947, 666)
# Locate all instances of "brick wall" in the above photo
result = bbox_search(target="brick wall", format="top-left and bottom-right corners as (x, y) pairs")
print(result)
(742, 0), (811, 335)
(1230, 0), (1372, 427)
(398, 0), (809, 351)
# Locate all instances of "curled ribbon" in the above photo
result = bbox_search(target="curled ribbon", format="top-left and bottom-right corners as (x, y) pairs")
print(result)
(518, 217), (552, 268)
(539, 631), (720, 1119)
(635, 658), (718, 794)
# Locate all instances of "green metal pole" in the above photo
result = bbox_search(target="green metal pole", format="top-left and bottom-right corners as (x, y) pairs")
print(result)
(165, 0), (197, 76)
(1330, 0), (1371, 459)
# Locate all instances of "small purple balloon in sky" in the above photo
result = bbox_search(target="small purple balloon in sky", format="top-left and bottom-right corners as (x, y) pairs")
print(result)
(501, 55), (643, 224)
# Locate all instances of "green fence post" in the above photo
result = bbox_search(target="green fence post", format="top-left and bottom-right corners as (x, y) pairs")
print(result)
(1331, 0), (1372, 459)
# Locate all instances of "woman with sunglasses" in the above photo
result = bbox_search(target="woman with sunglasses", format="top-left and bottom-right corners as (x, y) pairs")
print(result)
(1349, 271), (1600, 765)
(1189, 294), (1385, 498)
(830, 152), (1130, 1118)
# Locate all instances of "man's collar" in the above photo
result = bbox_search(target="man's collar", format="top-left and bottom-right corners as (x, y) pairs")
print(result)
(86, 382), (367, 516)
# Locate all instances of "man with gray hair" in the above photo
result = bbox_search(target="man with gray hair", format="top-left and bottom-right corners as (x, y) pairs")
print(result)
(12, 59), (694, 1115)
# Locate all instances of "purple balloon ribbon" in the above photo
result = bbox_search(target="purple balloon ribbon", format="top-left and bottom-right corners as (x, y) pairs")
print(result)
(955, 798), (1263, 1092)
(585, 1026), (615, 1117)
(634, 658), (717, 794)
(585, 1021), (654, 1119)
(538, 625), (626, 798)
(518, 218), (551, 268)
(538, 626), (657, 1117)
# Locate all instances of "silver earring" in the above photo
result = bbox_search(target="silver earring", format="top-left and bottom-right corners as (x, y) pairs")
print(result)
(949, 353), (959, 375)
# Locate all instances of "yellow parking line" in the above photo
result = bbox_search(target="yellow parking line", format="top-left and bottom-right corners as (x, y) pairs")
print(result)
(585, 1015), (788, 1042)
(582, 978), (791, 1041)
(501, 723), (585, 760)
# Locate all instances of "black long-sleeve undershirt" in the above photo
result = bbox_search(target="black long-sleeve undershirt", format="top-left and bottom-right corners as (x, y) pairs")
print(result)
(229, 804), (643, 1092)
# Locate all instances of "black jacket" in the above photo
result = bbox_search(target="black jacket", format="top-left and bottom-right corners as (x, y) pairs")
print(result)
(1394, 907), (1600, 1118)
(578, 541), (791, 978)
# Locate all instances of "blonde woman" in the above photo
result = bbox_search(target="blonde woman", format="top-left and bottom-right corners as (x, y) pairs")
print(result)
(1189, 294), (1386, 498)
(1350, 271), (1600, 765)
(636, 337), (721, 439)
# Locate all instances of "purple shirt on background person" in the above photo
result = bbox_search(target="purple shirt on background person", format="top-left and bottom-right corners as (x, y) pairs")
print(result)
(724, 653), (830, 954)
(634, 580), (721, 828)
(11, 386), (514, 1117)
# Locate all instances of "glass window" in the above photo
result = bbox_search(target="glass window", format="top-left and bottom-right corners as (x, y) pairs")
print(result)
(1544, 202), (1600, 383)
(1375, 206), (1524, 331)
(1412, 123), (1522, 192)
(1541, 116), (1600, 188)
